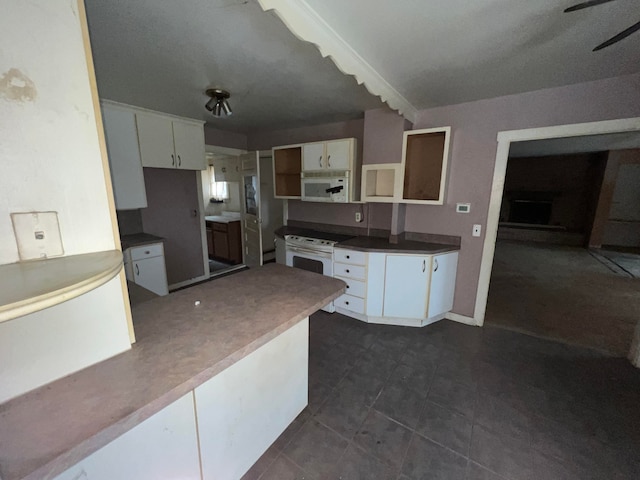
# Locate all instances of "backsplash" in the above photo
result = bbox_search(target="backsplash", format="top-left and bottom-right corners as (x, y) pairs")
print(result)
(116, 209), (144, 236)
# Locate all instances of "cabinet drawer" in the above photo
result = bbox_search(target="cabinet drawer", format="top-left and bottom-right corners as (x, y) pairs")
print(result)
(336, 276), (366, 299)
(334, 263), (366, 280)
(334, 249), (366, 265)
(130, 243), (163, 261)
(334, 294), (365, 314)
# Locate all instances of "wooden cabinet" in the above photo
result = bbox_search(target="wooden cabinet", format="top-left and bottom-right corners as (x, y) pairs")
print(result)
(302, 138), (354, 172)
(207, 220), (241, 264)
(124, 243), (169, 296)
(53, 393), (201, 480)
(206, 226), (214, 258)
(273, 145), (302, 198)
(101, 103), (147, 210)
(136, 112), (206, 171)
(400, 127), (451, 204)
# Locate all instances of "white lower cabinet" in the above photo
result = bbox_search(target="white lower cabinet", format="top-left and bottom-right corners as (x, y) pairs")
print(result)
(334, 248), (458, 327)
(195, 318), (309, 480)
(124, 243), (168, 296)
(53, 319), (310, 480)
(53, 393), (201, 480)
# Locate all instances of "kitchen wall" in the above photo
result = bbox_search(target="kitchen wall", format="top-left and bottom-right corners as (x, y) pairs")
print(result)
(205, 125), (248, 150)
(0, 0), (131, 402)
(255, 73), (640, 319)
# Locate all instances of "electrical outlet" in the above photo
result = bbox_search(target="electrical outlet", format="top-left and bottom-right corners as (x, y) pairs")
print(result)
(355, 212), (362, 223)
(472, 224), (482, 237)
(11, 211), (64, 260)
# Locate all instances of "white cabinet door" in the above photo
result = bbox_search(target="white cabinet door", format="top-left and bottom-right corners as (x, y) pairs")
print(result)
(302, 142), (325, 171)
(173, 120), (206, 170)
(136, 113), (176, 168)
(383, 254), (431, 319)
(325, 139), (351, 171)
(133, 255), (168, 296)
(195, 319), (309, 480)
(53, 393), (201, 480)
(102, 105), (147, 210)
(427, 252), (458, 319)
(366, 252), (386, 316)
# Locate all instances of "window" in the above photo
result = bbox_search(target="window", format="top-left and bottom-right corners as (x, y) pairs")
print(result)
(209, 165), (229, 201)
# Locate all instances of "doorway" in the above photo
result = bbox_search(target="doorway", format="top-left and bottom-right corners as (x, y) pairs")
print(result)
(476, 117), (640, 361)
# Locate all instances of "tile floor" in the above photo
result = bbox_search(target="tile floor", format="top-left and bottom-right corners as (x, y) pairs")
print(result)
(242, 312), (640, 480)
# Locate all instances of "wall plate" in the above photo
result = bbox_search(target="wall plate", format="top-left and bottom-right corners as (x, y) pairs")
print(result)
(11, 211), (64, 260)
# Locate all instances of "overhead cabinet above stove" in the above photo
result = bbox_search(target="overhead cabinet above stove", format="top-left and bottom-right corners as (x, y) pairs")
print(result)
(272, 137), (359, 203)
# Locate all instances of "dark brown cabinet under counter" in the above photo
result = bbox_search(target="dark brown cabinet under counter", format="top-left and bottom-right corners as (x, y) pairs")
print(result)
(206, 220), (241, 264)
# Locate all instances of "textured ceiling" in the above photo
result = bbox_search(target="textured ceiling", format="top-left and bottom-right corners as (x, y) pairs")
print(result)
(304, 0), (640, 108)
(85, 0), (640, 132)
(84, 0), (383, 133)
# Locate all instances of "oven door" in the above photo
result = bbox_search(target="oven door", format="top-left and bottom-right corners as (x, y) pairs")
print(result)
(285, 245), (335, 312)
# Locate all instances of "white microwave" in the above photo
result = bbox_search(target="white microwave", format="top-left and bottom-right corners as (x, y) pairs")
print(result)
(301, 172), (350, 203)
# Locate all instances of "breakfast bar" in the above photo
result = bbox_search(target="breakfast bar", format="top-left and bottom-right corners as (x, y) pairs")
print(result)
(0, 264), (345, 480)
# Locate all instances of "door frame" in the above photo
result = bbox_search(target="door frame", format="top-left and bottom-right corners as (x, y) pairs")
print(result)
(475, 116), (640, 362)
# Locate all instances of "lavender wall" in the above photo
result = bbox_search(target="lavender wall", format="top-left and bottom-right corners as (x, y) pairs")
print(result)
(408, 73), (640, 316)
(204, 125), (248, 150)
(362, 108), (412, 165)
(248, 118), (364, 151)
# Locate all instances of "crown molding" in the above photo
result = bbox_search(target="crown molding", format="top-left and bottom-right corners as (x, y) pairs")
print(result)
(256, 0), (418, 123)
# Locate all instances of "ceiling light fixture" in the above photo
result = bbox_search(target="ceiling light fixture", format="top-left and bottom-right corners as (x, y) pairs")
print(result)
(205, 88), (232, 117)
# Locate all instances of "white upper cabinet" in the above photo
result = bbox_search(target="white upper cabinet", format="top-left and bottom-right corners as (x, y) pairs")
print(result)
(102, 104), (147, 210)
(301, 138), (355, 172)
(172, 121), (206, 170)
(136, 112), (206, 171)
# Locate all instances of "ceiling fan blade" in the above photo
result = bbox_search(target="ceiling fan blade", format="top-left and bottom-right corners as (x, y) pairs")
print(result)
(593, 20), (640, 50)
(564, 0), (617, 13)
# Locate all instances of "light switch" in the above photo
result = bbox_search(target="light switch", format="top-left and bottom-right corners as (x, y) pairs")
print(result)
(11, 211), (64, 260)
(472, 224), (482, 237)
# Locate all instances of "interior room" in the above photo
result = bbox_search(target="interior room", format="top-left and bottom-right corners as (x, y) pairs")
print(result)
(486, 135), (640, 356)
(2, 1), (640, 480)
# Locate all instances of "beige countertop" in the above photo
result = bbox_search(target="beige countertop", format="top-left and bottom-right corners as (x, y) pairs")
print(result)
(205, 215), (241, 224)
(120, 233), (164, 251)
(0, 264), (345, 480)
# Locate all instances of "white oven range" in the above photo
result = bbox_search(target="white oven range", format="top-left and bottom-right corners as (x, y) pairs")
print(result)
(284, 234), (338, 312)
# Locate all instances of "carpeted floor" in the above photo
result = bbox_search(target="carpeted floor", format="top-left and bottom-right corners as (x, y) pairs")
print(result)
(485, 240), (640, 356)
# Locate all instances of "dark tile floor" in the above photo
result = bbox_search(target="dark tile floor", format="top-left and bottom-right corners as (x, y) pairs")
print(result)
(242, 312), (640, 480)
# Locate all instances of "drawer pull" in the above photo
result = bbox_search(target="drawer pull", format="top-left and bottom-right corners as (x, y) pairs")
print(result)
(346, 285), (350, 289)
(145, 250), (150, 255)
(346, 269), (350, 273)
(346, 255), (350, 259)
(345, 301), (349, 305)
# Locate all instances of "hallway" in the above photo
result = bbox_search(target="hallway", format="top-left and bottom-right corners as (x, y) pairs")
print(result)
(485, 240), (640, 356)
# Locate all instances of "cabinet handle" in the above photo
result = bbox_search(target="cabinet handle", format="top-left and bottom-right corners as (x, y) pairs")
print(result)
(346, 255), (350, 259)
(434, 259), (439, 272)
(319, 156), (322, 168)
(422, 260), (425, 272)
(345, 301), (349, 305)
(346, 269), (350, 273)
(171, 154), (175, 166)
(346, 284), (350, 289)
(135, 264), (140, 276)
(178, 155), (182, 167)
(145, 250), (150, 255)
(328, 154), (331, 168)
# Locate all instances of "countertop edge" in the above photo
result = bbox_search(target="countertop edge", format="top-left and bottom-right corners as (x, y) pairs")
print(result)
(335, 244), (461, 254)
(17, 283), (344, 480)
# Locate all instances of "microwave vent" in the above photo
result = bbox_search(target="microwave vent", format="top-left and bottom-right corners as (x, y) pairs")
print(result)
(301, 170), (349, 178)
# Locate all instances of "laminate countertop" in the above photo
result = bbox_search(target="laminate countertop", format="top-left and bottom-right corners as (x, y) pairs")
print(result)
(0, 264), (345, 480)
(119, 233), (164, 251)
(336, 236), (460, 254)
(205, 215), (241, 224)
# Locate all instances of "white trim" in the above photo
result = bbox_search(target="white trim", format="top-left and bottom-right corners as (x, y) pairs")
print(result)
(169, 274), (209, 291)
(256, 0), (417, 122)
(445, 311), (479, 326)
(204, 145), (247, 156)
(100, 99), (205, 125)
(475, 117), (640, 329)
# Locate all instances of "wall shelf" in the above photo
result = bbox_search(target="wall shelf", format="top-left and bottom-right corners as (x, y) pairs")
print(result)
(361, 163), (403, 203)
(0, 250), (123, 323)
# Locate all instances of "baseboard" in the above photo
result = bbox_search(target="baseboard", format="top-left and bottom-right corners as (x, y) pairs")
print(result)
(445, 312), (480, 326)
(169, 275), (209, 291)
